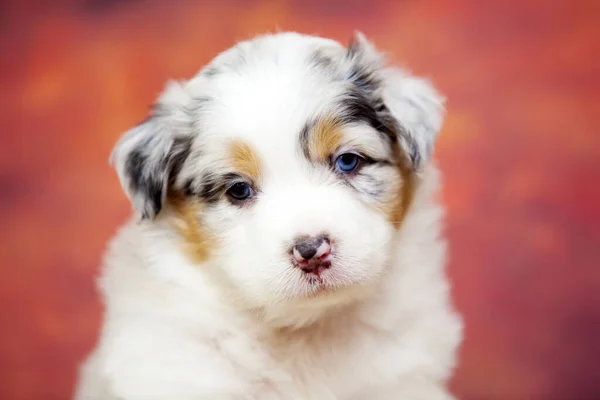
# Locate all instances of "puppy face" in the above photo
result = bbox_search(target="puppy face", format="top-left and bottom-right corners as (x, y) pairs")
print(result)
(111, 32), (444, 314)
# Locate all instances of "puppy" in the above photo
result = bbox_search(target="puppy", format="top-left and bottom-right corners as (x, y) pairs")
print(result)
(75, 31), (462, 400)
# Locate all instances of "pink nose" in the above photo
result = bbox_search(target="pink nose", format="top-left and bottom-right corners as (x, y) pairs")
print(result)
(291, 235), (332, 274)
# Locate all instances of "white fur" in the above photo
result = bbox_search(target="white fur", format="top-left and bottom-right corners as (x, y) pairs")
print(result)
(75, 32), (462, 399)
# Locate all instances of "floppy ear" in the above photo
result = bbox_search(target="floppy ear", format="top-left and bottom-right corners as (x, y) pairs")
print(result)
(380, 67), (445, 170)
(110, 81), (193, 219)
(345, 32), (446, 171)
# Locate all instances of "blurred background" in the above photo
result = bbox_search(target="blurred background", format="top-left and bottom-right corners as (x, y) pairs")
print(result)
(1, 0), (599, 399)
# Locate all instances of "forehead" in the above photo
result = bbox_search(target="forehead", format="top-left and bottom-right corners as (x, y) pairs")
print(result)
(190, 35), (348, 153)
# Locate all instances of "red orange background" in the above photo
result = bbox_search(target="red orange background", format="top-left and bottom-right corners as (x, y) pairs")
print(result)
(1, 1), (599, 399)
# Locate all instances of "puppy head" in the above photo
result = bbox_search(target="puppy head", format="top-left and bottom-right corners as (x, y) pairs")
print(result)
(111, 32), (445, 323)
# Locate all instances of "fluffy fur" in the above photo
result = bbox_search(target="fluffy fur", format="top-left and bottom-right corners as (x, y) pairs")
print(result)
(75, 31), (462, 400)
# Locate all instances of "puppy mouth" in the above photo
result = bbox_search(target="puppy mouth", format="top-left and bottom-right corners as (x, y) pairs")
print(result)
(298, 261), (331, 276)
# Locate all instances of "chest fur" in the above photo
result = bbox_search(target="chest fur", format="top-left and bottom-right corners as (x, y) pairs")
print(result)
(217, 319), (405, 399)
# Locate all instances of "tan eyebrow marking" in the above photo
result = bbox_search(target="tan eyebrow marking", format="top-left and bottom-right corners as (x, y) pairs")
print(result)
(227, 139), (262, 182)
(309, 115), (344, 161)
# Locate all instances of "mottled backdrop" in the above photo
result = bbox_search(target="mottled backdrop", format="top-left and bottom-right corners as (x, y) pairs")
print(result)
(1, 0), (599, 399)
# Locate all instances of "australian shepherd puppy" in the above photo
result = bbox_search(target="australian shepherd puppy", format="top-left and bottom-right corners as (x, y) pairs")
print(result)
(75, 31), (462, 400)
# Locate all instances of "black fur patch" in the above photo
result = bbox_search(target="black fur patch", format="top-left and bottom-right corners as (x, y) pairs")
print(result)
(199, 178), (218, 203)
(125, 147), (167, 219)
(347, 64), (379, 96)
(123, 118), (194, 218)
(338, 87), (398, 144)
(195, 172), (242, 204)
(182, 178), (195, 197)
(125, 148), (147, 194)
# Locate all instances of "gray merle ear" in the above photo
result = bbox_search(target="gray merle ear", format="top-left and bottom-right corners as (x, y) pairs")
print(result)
(379, 67), (445, 171)
(110, 81), (193, 219)
(345, 32), (446, 171)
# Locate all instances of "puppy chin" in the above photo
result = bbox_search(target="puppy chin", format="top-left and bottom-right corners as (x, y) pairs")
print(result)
(297, 265), (382, 299)
(244, 265), (384, 329)
(258, 282), (378, 329)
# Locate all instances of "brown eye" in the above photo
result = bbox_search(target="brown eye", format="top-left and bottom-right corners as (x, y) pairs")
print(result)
(226, 182), (254, 201)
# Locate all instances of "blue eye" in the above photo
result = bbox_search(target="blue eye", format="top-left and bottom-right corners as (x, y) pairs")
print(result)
(335, 153), (361, 173)
(226, 182), (254, 201)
